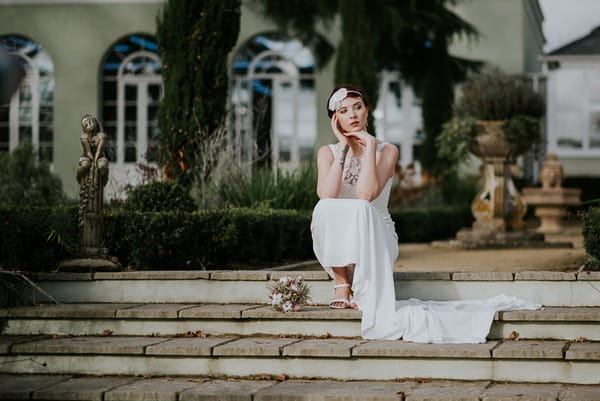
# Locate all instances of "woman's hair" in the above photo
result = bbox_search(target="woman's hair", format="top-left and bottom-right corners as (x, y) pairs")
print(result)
(326, 84), (369, 118)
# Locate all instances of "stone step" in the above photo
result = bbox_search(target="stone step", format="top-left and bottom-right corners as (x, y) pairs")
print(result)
(1, 335), (599, 384)
(2, 374), (599, 401)
(32, 270), (600, 306)
(2, 303), (600, 341)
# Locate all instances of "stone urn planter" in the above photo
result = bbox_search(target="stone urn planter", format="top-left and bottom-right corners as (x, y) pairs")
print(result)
(437, 70), (562, 248)
(468, 120), (528, 232)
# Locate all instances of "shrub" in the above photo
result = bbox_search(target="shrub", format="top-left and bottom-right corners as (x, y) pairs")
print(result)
(0, 206), (76, 271)
(208, 164), (318, 210)
(124, 181), (196, 212)
(582, 207), (600, 262)
(104, 208), (313, 269)
(0, 142), (65, 206)
(391, 206), (473, 243)
(1, 204), (473, 271)
(437, 70), (545, 166)
(454, 70), (545, 120)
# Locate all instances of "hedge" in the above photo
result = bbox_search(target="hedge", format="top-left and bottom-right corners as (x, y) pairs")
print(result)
(0, 205), (472, 271)
(582, 207), (600, 263)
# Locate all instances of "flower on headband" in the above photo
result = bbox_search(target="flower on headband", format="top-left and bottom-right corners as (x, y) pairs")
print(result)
(328, 88), (349, 112)
(328, 88), (363, 112)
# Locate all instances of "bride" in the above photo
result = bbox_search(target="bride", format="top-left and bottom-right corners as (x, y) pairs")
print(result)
(310, 85), (539, 343)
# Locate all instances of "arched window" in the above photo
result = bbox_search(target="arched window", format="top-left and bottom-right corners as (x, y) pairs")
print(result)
(0, 35), (54, 161)
(101, 34), (162, 167)
(374, 71), (424, 167)
(231, 33), (316, 171)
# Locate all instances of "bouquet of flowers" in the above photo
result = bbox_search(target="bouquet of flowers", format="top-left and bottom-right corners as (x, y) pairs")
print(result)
(268, 276), (311, 312)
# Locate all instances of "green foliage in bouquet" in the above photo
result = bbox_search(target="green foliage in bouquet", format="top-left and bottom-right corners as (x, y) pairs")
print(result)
(268, 276), (311, 312)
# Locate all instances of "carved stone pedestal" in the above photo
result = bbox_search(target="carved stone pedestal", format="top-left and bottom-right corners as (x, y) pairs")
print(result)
(454, 121), (563, 249)
(58, 247), (121, 272)
(522, 188), (581, 234)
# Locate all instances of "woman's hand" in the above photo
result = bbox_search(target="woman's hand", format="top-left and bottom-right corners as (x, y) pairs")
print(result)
(330, 115), (349, 146)
(343, 130), (376, 147)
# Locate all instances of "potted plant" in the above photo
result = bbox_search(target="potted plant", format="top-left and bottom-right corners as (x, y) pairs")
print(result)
(437, 70), (545, 235)
(437, 69), (545, 165)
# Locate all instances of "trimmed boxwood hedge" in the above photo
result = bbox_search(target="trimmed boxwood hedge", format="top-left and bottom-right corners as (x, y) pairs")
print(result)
(582, 207), (600, 263)
(0, 205), (472, 271)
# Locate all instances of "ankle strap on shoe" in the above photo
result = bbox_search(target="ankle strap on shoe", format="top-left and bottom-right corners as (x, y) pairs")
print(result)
(333, 283), (351, 289)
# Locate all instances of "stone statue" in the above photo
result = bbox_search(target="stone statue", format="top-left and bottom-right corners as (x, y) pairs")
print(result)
(77, 114), (109, 250)
(539, 152), (564, 189)
(58, 114), (120, 271)
(522, 153), (581, 234)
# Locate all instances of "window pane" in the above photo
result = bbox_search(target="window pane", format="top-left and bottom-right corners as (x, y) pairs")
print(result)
(40, 105), (53, 123)
(19, 126), (32, 142)
(19, 106), (32, 123)
(39, 125), (53, 142)
(148, 84), (161, 103)
(0, 125), (8, 142)
(556, 110), (584, 149)
(103, 105), (117, 122)
(588, 69), (600, 104)
(589, 111), (600, 148)
(148, 104), (158, 121)
(38, 145), (52, 162)
(125, 145), (136, 162)
(0, 106), (8, 122)
(103, 80), (117, 101)
(125, 105), (137, 121)
(125, 124), (137, 142)
(40, 79), (54, 102)
(19, 85), (32, 103)
(125, 85), (137, 102)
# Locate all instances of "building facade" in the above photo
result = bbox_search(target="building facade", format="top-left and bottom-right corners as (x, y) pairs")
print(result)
(542, 26), (600, 178)
(0, 0), (545, 198)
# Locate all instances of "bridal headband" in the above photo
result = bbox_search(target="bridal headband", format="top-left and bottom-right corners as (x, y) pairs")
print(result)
(327, 88), (364, 112)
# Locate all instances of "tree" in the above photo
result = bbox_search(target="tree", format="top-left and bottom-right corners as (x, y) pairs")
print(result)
(254, 0), (481, 174)
(335, 0), (379, 131)
(156, 0), (241, 183)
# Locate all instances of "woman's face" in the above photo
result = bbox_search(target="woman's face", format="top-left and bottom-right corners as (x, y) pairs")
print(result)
(335, 96), (368, 133)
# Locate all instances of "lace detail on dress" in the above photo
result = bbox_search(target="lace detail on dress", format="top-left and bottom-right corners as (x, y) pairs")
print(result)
(343, 156), (363, 186)
(329, 143), (386, 190)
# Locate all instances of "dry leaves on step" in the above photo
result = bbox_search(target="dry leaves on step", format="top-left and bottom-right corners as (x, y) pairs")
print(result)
(178, 330), (207, 338)
(188, 378), (209, 383)
(575, 336), (587, 342)
(275, 373), (287, 381)
(317, 333), (332, 339)
(507, 331), (520, 341)
(100, 329), (113, 337)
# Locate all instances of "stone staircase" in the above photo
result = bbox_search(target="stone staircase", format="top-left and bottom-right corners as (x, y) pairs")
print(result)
(1, 270), (599, 400)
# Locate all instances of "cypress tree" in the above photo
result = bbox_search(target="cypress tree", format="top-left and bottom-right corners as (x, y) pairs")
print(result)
(334, 0), (379, 133)
(255, 0), (481, 175)
(157, 0), (241, 182)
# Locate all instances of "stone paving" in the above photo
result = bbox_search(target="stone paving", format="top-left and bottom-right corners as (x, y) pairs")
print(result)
(1, 375), (599, 400)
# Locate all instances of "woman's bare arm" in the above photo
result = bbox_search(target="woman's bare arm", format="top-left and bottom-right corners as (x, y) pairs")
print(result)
(354, 138), (398, 201)
(316, 145), (346, 199)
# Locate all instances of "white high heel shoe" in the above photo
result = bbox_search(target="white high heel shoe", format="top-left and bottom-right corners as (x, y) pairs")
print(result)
(329, 283), (352, 309)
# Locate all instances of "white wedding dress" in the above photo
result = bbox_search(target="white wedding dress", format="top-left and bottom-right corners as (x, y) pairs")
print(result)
(311, 143), (540, 343)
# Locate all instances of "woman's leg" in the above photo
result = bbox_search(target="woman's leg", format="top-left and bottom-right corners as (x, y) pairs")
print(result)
(331, 265), (355, 308)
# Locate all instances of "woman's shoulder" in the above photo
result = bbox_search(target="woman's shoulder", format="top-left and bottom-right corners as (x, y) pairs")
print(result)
(379, 142), (398, 153)
(318, 143), (339, 155)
